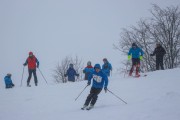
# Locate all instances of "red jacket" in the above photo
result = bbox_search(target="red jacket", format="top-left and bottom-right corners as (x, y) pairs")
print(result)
(25, 55), (39, 69)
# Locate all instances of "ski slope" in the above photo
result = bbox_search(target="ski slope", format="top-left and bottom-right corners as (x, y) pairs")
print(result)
(0, 68), (180, 120)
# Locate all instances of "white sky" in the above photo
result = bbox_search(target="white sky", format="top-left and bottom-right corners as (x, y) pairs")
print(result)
(0, 0), (180, 84)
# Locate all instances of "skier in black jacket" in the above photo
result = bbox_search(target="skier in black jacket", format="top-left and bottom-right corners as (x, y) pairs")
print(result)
(150, 43), (166, 70)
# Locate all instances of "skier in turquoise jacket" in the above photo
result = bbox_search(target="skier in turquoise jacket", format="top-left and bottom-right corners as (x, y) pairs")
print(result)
(128, 43), (144, 77)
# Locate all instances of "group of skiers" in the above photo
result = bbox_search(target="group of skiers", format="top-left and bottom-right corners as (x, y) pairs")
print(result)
(128, 42), (166, 77)
(62, 58), (112, 110)
(3, 52), (112, 110)
(3, 42), (165, 110)
(4, 52), (39, 88)
(64, 58), (112, 82)
(83, 58), (112, 80)
(4, 42), (166, 89)
(3, 51), (112, 89)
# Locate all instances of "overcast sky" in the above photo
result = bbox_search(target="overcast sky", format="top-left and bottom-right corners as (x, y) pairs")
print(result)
(0, 0), (179, 85)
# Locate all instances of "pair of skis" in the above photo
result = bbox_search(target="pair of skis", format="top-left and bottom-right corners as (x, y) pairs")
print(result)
(127, 73), (147, 78)
(132, 74), (147, 78)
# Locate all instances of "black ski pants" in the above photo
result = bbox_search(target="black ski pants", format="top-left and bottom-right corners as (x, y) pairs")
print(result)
(27, 69), (38, 84)
(84, 87), (102, 106)
(156, 57), (164, 70)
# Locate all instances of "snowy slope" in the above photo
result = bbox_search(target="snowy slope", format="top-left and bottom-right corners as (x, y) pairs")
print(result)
(0, 68), (180, 120)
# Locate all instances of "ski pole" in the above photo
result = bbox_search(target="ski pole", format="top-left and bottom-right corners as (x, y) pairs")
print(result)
(20, 66), (25, 87)
(75, 85), (88, 101)
(107, 89), (127, 104)
(38, 68), (48, 84)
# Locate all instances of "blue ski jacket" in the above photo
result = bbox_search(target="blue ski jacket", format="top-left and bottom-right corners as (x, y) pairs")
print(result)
(83, 66), (94, 80)
(4, 76), (13, 85)
(102, 62), (112, 77)
(88, 64), (108, 89)
(128, 47), (144, 58)
(65, 67), (78, 82)
(83, 67), (94, 74)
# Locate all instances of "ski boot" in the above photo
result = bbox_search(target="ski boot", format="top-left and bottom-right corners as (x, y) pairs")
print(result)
(86, 104), (94, 110)
(27, 82), (31, 87)
(81, 105), (88, 110)
(135, 72), (140, 77)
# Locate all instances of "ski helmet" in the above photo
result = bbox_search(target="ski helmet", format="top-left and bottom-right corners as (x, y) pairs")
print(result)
(29, 51), (33, 55)
(87, 61), (91, 66)
(7, 73), (12, 77)
(103, 58), (107, 62)
(69, 63), (73, 68)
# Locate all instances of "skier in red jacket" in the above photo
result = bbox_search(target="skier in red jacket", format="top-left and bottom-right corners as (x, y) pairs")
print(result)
(23, 52), (39, 87)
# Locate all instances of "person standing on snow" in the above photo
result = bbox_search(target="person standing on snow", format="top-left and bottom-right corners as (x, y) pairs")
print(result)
(4, 73), (15, 89)
(102, 58), (112, 77)
(128, 43), (144, 77)
(23, 51), (39, 87)
(83, 61), (94, 80)
(64, 63), (79, 82)
(150, 43), (166, 70)
(81, 64), (108, 110)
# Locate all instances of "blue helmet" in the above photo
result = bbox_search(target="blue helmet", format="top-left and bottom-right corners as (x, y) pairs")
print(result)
(94, 64), (101, 69)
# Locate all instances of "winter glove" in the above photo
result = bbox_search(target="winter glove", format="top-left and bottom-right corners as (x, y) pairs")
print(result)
(87, 81), (91, 86)
(140, 56), (143, 60)
(64, 74), (67, 77)
(23, 63), (27, 66)
(150, 54), (153, 56)
(128, 55), (131, 60)
(104, 87), (107, 93)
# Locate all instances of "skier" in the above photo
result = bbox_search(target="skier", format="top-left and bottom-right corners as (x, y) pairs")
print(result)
(83, 61), (94, 80)
(4, 73), (15, 89)
(81, 64), (108, 110)
(128, 43), (144, 77)
(64, 63), (79, 82)
(102, 58), (112, 77)
(150, 43), (166, 70)
(23, 51), (39, 87)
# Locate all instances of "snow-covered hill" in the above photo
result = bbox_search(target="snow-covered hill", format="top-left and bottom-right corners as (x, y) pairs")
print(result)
(0, 69), (180, 120)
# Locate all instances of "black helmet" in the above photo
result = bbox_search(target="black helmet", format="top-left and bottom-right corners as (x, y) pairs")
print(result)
(103, 58), (107, 62)
(156, 43), (161, 46)
(132, 43), (137, 47)
(69, 63), (73, 68)
(7, 73), (12, 77)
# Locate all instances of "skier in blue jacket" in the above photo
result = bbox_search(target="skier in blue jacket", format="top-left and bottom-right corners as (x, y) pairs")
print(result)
(4, 73), (15, 89)
(64, 63), (79, 82)
(102, 58), (112, 77)
(81, 64), (108, 110)
(128, 43), (144, 77)
(83, 61), (94, 80)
